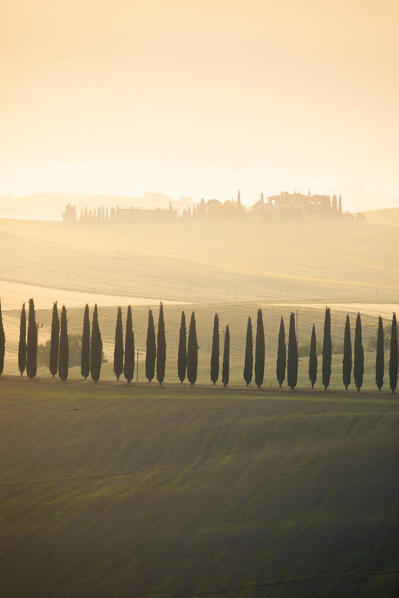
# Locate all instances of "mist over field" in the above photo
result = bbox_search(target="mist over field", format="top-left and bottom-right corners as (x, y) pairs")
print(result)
(2, 1), (399, 596)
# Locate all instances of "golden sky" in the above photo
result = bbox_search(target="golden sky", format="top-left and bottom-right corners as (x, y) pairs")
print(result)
(1, 0), (399, 209)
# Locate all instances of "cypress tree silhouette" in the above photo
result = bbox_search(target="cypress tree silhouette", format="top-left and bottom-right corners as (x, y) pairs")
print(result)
(210, 313), (220, 384)
(124, 305), (134, 383)
(276, 317), (286, 388)
(389, 313), (398, 393)
(254, 309), (265, 388)
(322, 307), (332, 390)
(90, 304), (102, 382)
(187, 312), (198, 386)
(81, 304), (90, 379)
(222, 325), (230, 387)
(309, 324), (317, 389)
(177, 311), (187, 383)
(145, 309), (156, 382)
(376, 316), (384, 391)
(243, 316), (253, 386)
(343, 315), (352, 390)
(58, 305), (69, 381)
(287, 313), (298, 390)
(18, 303), (26, 376)
(26, 298), (37, 379)
(113, 307), (124, 381)
(0, 301), (4, 376)
(49, 302), (59, 377)
(156, 303), (166, 385)
(353, 312), (364, 392)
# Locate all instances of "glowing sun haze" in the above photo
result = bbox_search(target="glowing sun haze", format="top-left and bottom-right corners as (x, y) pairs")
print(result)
(1, 0), (399, 210)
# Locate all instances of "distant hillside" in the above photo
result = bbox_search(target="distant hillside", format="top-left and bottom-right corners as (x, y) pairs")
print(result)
(362, 207), (399, 227)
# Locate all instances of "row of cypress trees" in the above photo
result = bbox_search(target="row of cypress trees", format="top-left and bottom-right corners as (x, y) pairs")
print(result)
(1, 301), (398, 392)
(11, 301), (103, 382)
(113, 304), (200, 385)
(204, 307), (397, 392)
(48, 302), (103, 382)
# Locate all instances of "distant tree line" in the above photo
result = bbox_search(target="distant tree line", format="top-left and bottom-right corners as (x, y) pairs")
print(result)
(0, 300), (398, 393)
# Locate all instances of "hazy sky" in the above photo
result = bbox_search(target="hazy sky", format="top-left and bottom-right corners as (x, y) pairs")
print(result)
(1, 0), (399, 209)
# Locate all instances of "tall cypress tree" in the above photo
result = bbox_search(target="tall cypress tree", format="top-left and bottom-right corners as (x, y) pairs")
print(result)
(353, 312), (364, 392)
(343, 315), (352, 390)
(222, 325), (230, 387)
(309, 324), (317, 389)
(187, 312), (198, 386)
(0, 301), (4, 376)
(113, 307), (124, 381)
(276, 316), (286, 388)
(287, 313), (298, 390)
(156, 303), (166, 385)
(145, 309), (156, 382)
(389, 313), (398, 393)
(49, 302), (59, 377)
(81, 304), (90, 380)
(18, 303), (26, 376)
(210, 313), (220, 384)
(177, 311), (187, 383)
(243, 317), (253, 386)
(322, 307), (332, 390)
(58, 305), (69, 381)
(124, 305), (134, 383)
(26, 298), (37, 379)
(376, 316), (384, 391)
(90, 304), (102, 382)
(254, 309), (265, 388)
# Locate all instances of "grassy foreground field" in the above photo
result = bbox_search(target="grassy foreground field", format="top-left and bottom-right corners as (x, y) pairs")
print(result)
(1, 379), (399, 597)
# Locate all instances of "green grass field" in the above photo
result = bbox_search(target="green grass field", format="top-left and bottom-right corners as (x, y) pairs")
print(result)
(1, 378), (398, 597)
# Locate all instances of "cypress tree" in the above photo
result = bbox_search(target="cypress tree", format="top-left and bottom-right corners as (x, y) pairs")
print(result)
(210, 313), (220, 384)
(81, 304), (90, 379)
(353, 312), (364, 392)
(0, 301), (4, 376)
(90, 304), (102, 382)
(322, 307), (332, 390)
(113, 307), (124, 381)
(26, 298), (37, 379)
(187, 312), (198, 386)
(145, 309), (156, 382)
(49, 302), (59, 377)
(376, 316), (384, 391)
(343, 315), (352, 390)
(276, 316), (286, 388)
(177, 311), (187, 383)
(18, 303), (26, 376)
(389, 313), (398, 393)
(309, 324), (317, 389)
(58, 305), (69, 381)
(287, 313), (298, 390)
(156, 302), (166, 385)
(124, 305), (134, 383)
(243, 316), (253, 386)
(222, 325), (230, 387)
(254, 309), (265, 388)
